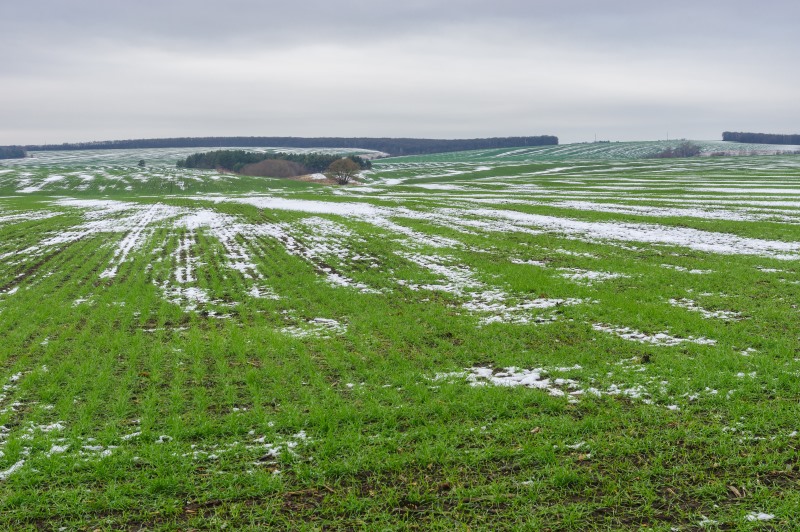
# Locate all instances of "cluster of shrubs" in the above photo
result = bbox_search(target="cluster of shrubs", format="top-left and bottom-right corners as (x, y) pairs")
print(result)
(0, 146), (27, 159)
(649, 141), (702, 158)
(176, 150), (371, 177)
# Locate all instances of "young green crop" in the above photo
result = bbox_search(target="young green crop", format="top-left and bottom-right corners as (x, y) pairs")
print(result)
(0, 144), (799, 529)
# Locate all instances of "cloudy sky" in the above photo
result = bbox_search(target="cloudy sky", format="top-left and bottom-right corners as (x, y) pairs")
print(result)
(3, 0), (798, 145)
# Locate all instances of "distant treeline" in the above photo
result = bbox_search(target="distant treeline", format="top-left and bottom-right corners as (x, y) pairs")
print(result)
(0, 146), (27, 159)
(177, 150), (371, 177)
(25, 136), (558, 156)
(723, 132), (800, 145)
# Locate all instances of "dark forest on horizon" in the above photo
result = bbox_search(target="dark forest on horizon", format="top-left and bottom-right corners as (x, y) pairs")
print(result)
(21, 136), (559, 157)
(723, 131), (800, 145)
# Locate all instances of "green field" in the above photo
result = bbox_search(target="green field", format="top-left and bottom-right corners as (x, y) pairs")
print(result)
(1, 141), (800, 529)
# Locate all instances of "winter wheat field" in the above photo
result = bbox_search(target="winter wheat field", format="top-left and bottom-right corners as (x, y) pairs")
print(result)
(1, 141), (800, 530)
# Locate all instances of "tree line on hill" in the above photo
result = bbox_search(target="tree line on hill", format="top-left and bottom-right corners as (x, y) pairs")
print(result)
(0, 146), (27, 159)
(176, 150), (371, 178)
(723, 132), (800, 145)
(648, 141), (702, 158)
(24, 136), (558, 156)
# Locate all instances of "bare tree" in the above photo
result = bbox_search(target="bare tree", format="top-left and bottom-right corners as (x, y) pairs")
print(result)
(326, 158), (360, 185)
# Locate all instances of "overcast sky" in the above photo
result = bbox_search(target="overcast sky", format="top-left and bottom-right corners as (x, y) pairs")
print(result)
(2, 0), (798, 145)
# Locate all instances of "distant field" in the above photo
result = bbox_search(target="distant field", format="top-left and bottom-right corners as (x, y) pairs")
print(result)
(1, 141), (799, 529)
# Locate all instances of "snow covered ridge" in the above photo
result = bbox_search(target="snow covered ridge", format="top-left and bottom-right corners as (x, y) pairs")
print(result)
(458, 208), (800, 260)
(31, 192), (800, 319)
(193, 195), (800, 260)
(44, 200), (188, 281)
(41, 199), (378, 310)
(535, 199), (800, 223)
(193, 195), (460, 249)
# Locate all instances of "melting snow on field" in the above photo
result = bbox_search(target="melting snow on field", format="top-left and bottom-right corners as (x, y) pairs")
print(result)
(746, 512), (775, 522)
(668, 298), (743, 321)
(45, 199), (381, 312)
(399, 252), (584, 324)
(541, 199), (800, 223)
(159, 284), (215, 311)
(459, 208), (800, 260)
(281, 318), (347, 338)
(429, 366), (580, 397)
(511, 258), (548, 267)
(429, 362), (734, 412)
(463, 292), (584, 325)
(0, 210), (59, 226)
(17, 174), (66, 193)
(188, 194), (800, 261)
(592, 324), (717, 346)
(0, 371), (116, 481)
(661, 264), (713, 274)
(428, 365), (690, 410)
(412, 183), (465, 191)
(558, 268), (627, 284)
(248, 286), (280, 299)
(12, 162), (800, 323)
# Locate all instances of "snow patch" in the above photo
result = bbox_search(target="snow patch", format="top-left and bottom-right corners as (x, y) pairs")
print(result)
(745, 512), (774, 522)
(429, 366), (578, 397)
(558, 268), (627, 284)
(592, 324), (717, 346)
(668, 298), (742, 321)
(281, 318), (347, 338)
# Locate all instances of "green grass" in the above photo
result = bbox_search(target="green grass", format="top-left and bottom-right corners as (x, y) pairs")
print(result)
(0, 144), (799, 529)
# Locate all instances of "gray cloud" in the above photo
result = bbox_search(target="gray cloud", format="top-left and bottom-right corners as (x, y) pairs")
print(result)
(7, 1), (795, 49)
(2, 1), (799, 144)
